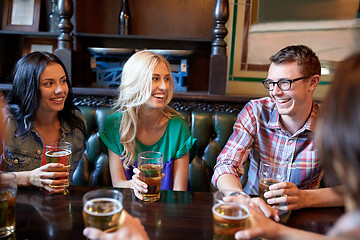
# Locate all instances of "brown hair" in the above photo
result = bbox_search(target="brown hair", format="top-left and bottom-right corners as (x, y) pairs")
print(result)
(270, 45), (321, 78)
(316, 52), (360, 207)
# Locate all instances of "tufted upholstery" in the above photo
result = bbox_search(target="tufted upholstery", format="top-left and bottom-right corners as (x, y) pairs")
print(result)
(73, 106), (248, 192)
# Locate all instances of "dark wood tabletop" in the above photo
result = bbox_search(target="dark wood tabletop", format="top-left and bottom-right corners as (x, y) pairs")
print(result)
(11, 185), (344, 240)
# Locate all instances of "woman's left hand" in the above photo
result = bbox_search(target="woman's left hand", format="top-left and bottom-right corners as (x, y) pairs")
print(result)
(130, 168), (148, 200)
(131, 168), (165, 200)
(28, 163), (69, 193)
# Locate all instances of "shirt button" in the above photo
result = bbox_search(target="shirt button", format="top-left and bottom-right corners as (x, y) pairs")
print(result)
(36, 150), (42, 155)
(14, 159), (19, 164)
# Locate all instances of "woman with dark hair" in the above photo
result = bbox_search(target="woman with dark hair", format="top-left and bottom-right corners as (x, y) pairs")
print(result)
(0, 51), (86, 193)
(233, 52), (360, 239)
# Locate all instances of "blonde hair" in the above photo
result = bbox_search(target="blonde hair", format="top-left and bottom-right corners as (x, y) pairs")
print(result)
(115, 50), (178, 168)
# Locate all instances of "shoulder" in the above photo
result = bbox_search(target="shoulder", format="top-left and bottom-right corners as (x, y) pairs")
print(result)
(248, 97), (275, 108)
(102, 112), (122, 134)
(242, 97), (275, 116)
(105, 112), (122, 124)
(5, 114), (21, 134)
(167, 114), (191, 136)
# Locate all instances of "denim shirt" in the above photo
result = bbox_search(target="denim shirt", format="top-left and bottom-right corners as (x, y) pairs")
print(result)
(1, 111), (86, 183)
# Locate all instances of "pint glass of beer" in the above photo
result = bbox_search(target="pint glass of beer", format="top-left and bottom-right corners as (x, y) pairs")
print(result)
(0, 172), (17, 238)
(82, 189), (123, 232)
(138, 151), (164, 202)
(45, 142), (72, 188)
(212, 190), (250, 240)
(258, 160), (288, 202)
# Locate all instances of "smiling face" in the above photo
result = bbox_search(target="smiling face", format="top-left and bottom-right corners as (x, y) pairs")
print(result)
(38, 62), (68, 115)
(267, 61), (317, 122)
(143, 61), (170, 110)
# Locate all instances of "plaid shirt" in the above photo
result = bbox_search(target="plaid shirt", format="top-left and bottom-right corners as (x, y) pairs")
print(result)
(212, 97), (323, 195)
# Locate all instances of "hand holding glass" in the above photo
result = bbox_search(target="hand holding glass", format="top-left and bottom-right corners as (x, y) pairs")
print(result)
(45, 142), (72, 188)
(258, 161), (288, 202)
(83, 189), (123, 233)
(137, 151), (164, 202)
(212, 190), (250, 240)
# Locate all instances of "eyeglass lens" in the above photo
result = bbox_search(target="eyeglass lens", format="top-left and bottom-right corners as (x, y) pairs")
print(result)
(264, 80), (291, 91)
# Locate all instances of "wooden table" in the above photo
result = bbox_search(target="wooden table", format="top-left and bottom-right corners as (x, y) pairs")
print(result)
(12, 185), (344, 240)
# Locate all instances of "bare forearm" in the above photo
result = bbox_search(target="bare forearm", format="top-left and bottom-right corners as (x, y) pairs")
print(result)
(108, 148), (130, 188)
(173, 171), (188, 191)
(173, 154), (189, 191)
(216, 174), (243, 191)
(275, 224), (330, 240)
(236, 208), (333, 240)
(302, 185), (344, 208)
(112, 177), (131, 188)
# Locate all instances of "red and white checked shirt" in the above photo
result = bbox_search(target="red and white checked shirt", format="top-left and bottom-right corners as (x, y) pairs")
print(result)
(212, 97), (323, 195)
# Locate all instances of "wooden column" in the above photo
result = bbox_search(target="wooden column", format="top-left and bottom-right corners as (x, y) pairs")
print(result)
(209, 0), (229, 94)
(209, 0), (229, 95)
(55, 0), (74, 82)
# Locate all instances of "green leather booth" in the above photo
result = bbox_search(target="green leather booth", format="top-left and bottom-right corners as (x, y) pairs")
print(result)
(72, 106), (248, 192)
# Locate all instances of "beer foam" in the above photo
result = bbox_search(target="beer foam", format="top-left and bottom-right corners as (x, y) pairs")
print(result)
(45, 149), (71, 157)
(84, 197), (123, 216)
(212, 203), (249, 220)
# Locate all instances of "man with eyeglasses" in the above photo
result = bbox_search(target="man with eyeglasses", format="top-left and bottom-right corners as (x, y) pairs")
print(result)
(212, 45), (344, 212)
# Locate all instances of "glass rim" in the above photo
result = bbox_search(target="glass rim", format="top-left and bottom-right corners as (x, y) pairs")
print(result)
(138, 151), (164, 159)
(83, 189), (123, 204)
(260, 160), (288, 167)
(0, 171), (17, 186)
(0, 171), (16, 179)
(45, 142), (72, 147)
(213, 190), (250, 201)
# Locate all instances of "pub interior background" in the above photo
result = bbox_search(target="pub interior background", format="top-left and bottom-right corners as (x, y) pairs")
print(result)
(0, 0), (359, 108)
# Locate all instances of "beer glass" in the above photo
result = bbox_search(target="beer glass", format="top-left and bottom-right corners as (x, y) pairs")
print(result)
(45, 142), (72, 188)
(212, 190), (250, 240)
(258, 160), (288, 202)
(138, 151), (164, 202)
(82, 189), (123, 233)
(0, 172), (17, 238)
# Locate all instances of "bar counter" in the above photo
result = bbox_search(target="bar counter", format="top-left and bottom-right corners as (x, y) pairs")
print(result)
(12, 185), (344, 240)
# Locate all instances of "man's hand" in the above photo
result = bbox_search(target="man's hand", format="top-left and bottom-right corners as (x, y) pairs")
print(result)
(264, 182), (306, 211)
(83, 210), (149, 240)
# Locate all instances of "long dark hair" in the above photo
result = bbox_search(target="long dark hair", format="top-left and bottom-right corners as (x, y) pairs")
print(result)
(316, 52), (360, 207)
(7, 51), (85, 137)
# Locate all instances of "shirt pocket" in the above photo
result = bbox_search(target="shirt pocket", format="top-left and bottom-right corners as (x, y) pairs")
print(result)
(3, 147), (41, 171)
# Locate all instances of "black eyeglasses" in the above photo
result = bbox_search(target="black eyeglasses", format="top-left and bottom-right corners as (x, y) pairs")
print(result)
(262, 75), (314, 91)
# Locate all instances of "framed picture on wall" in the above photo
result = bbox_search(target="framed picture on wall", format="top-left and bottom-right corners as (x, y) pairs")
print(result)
(2, 0), (41, 32)
(23, 38), (58, 55)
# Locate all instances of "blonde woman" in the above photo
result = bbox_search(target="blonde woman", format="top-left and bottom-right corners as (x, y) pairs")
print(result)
(100, 51), (197, 199)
